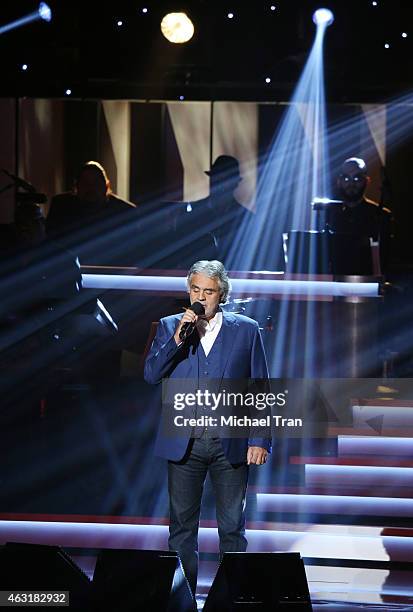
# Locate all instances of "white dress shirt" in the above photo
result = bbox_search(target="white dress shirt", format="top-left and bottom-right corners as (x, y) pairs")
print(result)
(196, 311), (223, 356)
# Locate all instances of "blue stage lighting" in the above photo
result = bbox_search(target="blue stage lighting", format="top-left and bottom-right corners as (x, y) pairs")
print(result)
(0, 2), (52, 35)
(38, 2), (52, 23)
(312, 8), (334, 27)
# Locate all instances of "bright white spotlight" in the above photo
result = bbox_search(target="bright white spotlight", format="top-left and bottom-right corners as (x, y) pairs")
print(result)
(312, 8), (334, 26)
(161, 12), (194, 44)
(38, 2), (52, 23)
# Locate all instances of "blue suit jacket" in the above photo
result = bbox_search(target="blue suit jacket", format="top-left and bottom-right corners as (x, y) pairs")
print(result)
(144, 311), (272, 462)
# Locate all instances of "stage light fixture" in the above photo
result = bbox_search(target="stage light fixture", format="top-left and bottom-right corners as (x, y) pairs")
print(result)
(38, 2), (52, 22)
(142, 7), (148, 13)
(270, 5), (276, 11)
(312, 8), (334, 26)
(265, 77), (271, 83)
(117, 20), (123, 27)
(65, 89), (72, 96)
(160, 12), (194, 43)
(402, 32), (408, 38)
(384, 43), (390, 48)
(228, 12), (234, 19)
(21, 63), (28, 71)
(372, 1), (378, 5)
(0, 2), (52, 35)
(179, 95), (185, 100)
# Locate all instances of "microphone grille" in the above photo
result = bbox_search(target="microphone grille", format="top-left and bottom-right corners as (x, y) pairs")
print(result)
(191, 302), (205, 316)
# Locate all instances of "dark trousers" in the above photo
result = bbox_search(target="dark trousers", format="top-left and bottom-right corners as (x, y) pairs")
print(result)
(168, 437), (248, 596)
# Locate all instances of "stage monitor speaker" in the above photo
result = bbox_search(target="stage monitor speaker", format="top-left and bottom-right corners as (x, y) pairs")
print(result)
(0, 542), (91, 609)
(203, 552), (312, 611)
(92, 549), (195, 612)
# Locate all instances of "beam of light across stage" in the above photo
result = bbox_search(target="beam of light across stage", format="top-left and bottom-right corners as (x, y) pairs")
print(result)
(1, 520), (412, 562)
(327, 90), (413, 174)
(257, 493), (413, 517)
(0, 3), (52, 36)
(80, 273), (380, 298)
(225, 13), (333, 273)
(221, 11), (335, 384)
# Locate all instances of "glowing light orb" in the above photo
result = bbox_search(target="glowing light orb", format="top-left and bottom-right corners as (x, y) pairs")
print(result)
(38, 2), (52, 22)
(161, 12), (194, 44)
(312, 8), (334, 26)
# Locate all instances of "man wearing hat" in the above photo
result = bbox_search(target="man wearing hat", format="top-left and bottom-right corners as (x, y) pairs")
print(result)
(191, 155), (253, 265)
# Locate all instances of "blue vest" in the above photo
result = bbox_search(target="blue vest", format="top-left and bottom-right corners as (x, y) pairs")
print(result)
(193, 327), (224, 437)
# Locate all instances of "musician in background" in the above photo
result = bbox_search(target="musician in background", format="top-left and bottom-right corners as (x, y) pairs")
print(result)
(46, 161), (136, 265)
(327, 157), (392, 273)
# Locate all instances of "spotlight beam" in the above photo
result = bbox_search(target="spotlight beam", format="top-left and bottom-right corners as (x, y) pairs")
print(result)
(0, 3), (52, 36)
(225, 9), (332, 275)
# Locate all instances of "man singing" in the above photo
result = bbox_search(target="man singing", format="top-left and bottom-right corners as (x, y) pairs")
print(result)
(144, 260), (271, 596)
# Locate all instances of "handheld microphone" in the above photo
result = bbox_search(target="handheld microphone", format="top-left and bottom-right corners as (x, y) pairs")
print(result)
(179, 301), (205, 341)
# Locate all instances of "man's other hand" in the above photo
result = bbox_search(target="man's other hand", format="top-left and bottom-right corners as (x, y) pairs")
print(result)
(247, 446), (268, 465)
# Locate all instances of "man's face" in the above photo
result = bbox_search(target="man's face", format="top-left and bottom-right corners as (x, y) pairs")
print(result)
(77, 169), (107, 203)
(189, 273), (221, 320)
(337, 162), (368, 203)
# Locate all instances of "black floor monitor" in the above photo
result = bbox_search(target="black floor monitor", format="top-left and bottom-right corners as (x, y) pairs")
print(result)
(204, 552), (312, 611)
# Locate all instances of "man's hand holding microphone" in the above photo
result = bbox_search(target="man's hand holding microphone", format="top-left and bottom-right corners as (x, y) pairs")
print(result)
(174, 302), (205, 345)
